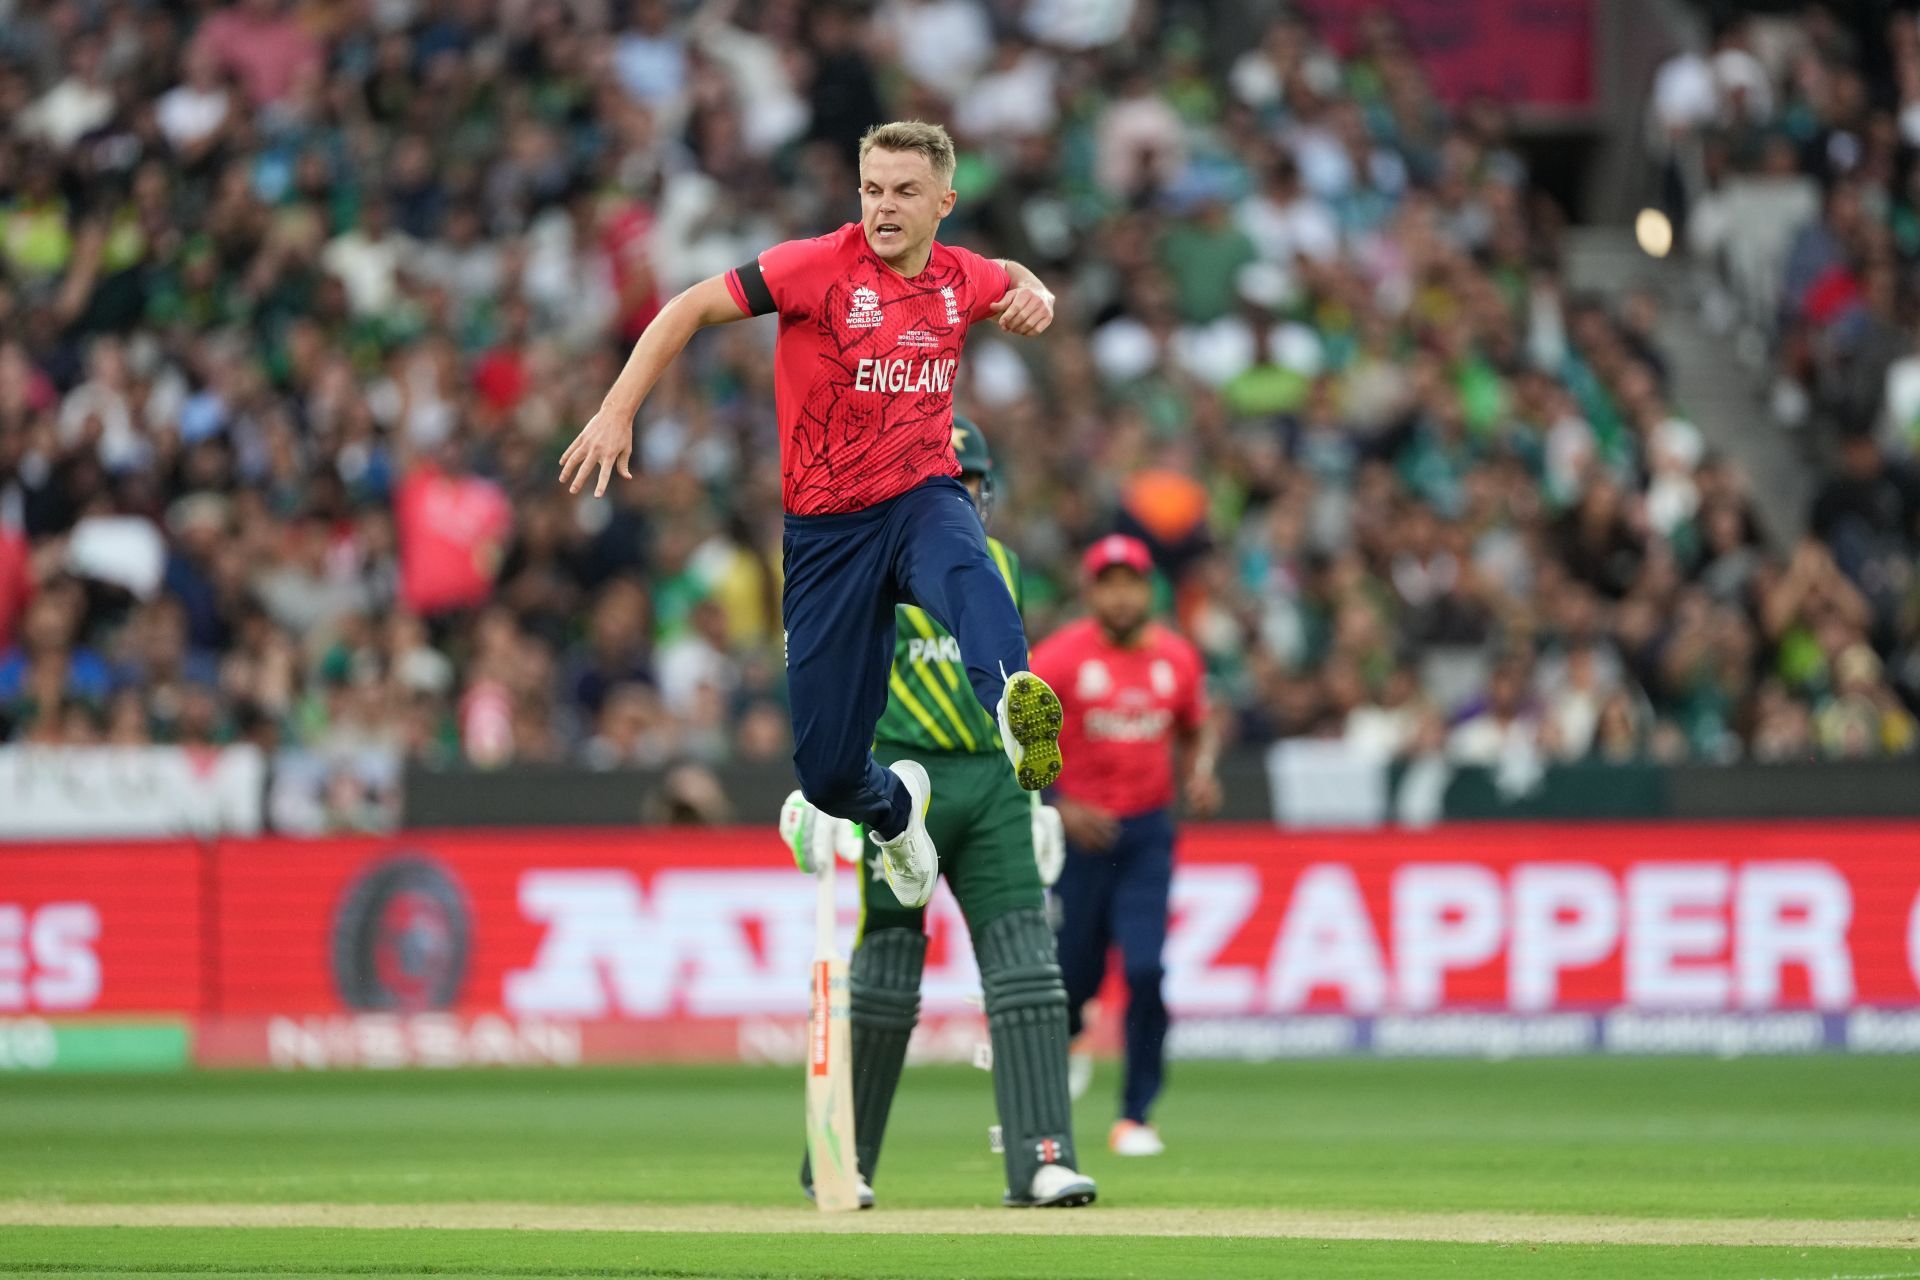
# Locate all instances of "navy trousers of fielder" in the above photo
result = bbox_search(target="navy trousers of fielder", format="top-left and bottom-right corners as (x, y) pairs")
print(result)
(1054, 807), (1174, 1125)
(783, 475), (1029, 840)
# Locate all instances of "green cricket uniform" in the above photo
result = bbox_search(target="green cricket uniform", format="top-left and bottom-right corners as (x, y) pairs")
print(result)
(864, 538), (1042, 935)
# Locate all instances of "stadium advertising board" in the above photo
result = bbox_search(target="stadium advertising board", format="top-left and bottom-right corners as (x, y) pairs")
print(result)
(196, 823), (1920, 1066)
(10, 825), (1920, 1066)
(0, 844), (202, 1015)
(0, 843), (202, 1071)
(0, 746), (263, 839)
(200, 830), (1001, 1067)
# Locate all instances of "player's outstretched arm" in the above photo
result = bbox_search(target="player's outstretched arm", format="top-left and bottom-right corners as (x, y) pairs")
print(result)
(986, 259), (1055, 337)
(558, 274), (749, 496)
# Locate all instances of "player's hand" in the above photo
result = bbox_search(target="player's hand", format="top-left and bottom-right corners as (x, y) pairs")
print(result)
(987, 286), (1054, 337)
(779, 790), (821, 872)
(1032, 801), (1066, 887)
(557, 403), (634, 497)
(1184, 770), (1222, 818)
(1057, 798), (1119, 853)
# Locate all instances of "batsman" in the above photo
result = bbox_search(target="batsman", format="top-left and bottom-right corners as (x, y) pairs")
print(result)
(785, 419), (1096, 1210)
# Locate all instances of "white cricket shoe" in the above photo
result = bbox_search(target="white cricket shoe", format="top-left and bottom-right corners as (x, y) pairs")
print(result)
(872, 760), (936, 907)
(1068, 1050), (1094, 1101)
(1109, 1120), (1164, 1157)
(1006, 1163), (1097, 1208)
(996, 671), (1064, 791)
(804, 1177), (875, 1209)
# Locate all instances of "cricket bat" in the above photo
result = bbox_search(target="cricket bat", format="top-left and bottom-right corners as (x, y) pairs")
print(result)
(805, 817), (860, 1212)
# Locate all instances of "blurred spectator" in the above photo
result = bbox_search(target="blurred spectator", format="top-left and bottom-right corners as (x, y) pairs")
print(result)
(1815, 642), (1917, 758)
(876, 0), (993, 102)
(156, 45), (233, 159)
(647, 761), (731, 823)
(0, 583), (113, 734)
(564, 579), (653, 722)
(323, 200), (418, 319)
(20, 33), (114, 153)
(655, 598), (738, 719)
(1448, 654), (1542, 767)
(191, 0), (322, 108)
(583, 681), (671, 770)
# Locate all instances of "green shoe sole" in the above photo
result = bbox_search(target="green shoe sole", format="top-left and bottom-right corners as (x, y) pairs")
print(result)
(1002, 672), (1064, 791)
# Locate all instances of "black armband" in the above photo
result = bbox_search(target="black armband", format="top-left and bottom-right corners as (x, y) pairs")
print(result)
(732, 259), (776, 317)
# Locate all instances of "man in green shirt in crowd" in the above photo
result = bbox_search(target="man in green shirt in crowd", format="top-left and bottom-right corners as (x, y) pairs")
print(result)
(786, 418), (1096, 1210)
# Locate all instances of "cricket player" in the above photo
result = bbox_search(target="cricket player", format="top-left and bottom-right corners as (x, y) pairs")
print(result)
(1030, 535), (1221, 1157)
(559, 121), (1065, 910)
(786, 418), (1096, 1209)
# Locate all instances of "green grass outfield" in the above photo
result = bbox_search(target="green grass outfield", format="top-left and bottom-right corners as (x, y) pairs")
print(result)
(1, 1058), (1917, 1279)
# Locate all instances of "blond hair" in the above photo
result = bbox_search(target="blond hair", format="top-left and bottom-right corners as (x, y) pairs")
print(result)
(858, 120), (956, 188)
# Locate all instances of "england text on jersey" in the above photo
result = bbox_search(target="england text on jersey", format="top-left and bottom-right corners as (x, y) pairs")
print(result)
(854, 358), (958, 395)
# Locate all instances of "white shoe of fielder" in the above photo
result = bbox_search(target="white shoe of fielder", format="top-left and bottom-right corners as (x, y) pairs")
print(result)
(871, 760), (936, 908)
(1109, 1120), (1164, 1157)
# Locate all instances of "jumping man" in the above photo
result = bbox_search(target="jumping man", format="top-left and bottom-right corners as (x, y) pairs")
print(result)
(559, 121), (1066, 907)
(786, 418), (1095, 1209)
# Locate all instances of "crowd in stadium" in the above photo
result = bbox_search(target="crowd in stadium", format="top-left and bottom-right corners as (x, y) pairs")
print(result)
(1, 0), (1917, 793)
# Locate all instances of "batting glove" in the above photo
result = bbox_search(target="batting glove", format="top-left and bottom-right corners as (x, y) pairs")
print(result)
(779, 790), (863, 872)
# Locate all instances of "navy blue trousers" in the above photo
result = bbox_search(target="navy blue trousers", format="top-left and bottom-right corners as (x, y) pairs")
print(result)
(783, 475), (1027, 840)
(1054, 807), (1173, 1124)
